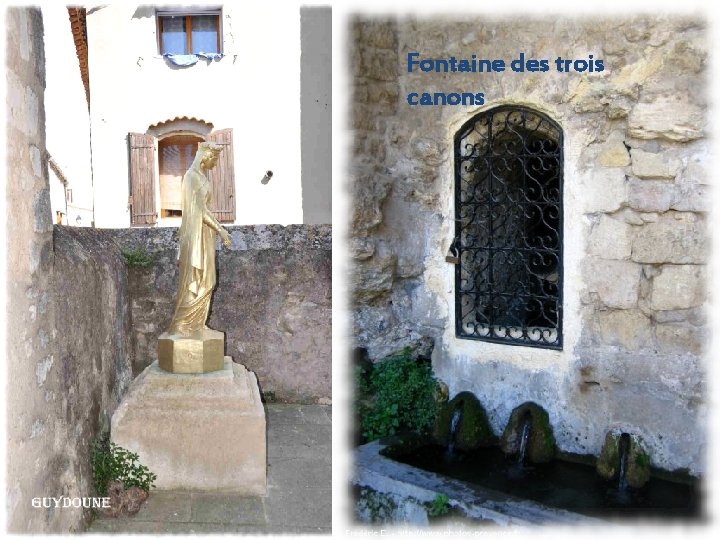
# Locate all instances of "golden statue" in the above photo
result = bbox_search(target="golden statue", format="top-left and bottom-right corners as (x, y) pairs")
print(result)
(157, 142), (232, 374)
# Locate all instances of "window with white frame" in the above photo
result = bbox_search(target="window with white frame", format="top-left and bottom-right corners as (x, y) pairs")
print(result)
(156, 9), (222, 55)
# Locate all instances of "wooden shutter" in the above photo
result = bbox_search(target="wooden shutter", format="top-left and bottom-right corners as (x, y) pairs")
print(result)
(128, 133), (157, 225)
(206, 128), (236, 222)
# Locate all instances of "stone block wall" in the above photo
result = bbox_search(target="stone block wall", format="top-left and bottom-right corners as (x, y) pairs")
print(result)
(350, 16), (708, 473)
(6, 9), (133, 532)
(112, 225), (332, 403)
(351, 20), (448, 356)
(6, 8), (56, 531)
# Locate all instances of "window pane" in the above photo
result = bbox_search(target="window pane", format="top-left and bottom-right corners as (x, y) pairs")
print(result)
(183, 144), (196, 170)
(191, 15), (218, 54)
(160, 144), (183, 210)
(160, 138), (201, 213)
(161, 16), (187, 55)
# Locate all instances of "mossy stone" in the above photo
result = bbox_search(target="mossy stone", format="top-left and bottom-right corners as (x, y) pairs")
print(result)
(499, 402), (555, 463)
(596, 431), (619, 480)
(628, 448), (652, 488)
(596, 431), (651, 488)
(433, 391), (492, 451)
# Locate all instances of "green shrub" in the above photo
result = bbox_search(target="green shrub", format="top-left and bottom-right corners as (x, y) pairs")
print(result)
(121, 247), (153, 268)
(90, 435), (157, 495)
(427, 494), (450, 517)
(356, 348), (440, 442)
(354, 364), (371, 396)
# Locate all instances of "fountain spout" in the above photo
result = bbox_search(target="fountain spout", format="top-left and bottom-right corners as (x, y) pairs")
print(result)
(446, 405), (462, 457)
(517, 411), (533, 465)
(618, 433), (631, 492)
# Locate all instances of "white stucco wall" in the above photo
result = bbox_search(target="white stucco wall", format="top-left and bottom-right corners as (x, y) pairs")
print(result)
(86, 3), (302, 228)
(43, 4), (94, 226)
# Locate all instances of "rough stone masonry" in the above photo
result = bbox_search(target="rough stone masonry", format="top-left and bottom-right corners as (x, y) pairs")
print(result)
(6, 10), (134, 533)
(350, 16), (708, 474)
(111, 225), (332, 404)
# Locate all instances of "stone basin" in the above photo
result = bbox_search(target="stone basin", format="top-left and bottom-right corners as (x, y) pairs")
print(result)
(354, 438), (701, 525)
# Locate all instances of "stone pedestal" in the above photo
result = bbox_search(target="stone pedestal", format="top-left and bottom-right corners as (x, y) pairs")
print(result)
(157, 328), (224, 374)
(111, 358), (266, 494)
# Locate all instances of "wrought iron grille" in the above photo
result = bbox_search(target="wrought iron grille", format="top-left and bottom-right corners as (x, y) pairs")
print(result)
(454, 106), (563, 349)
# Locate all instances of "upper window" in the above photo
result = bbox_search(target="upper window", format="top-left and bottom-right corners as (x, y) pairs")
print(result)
(454, 106), (563, 349)
(157, 11), (221, 55)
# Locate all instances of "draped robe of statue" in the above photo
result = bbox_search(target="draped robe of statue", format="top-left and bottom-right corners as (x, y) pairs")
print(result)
(168, 147), (224, 335)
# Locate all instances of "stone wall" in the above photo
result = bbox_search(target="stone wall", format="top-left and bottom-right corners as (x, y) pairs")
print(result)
(44, 227), (133, 526)
(6, 227), (133, 535)
(6, 9), (133, 532)
(350, 16), (708, 473)
(6, 8), (55, 531)
(112, 225), (332, 403)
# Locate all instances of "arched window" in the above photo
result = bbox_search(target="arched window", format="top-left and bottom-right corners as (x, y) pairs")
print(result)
(454, 106), (563, 349)
(128, 118), (235, 225)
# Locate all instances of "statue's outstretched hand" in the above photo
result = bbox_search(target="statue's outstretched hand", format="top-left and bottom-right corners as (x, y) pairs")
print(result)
(220, 229), (232, 248)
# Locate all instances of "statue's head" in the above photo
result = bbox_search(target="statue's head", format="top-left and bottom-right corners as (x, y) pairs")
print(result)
(199, 142), (224, 170)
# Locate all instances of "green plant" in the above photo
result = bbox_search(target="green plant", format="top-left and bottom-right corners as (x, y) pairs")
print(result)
(357, 348), (440, 442)
(121, 247), (153, 268)
(91, 434), (157, 495)
(427, 494), (450, 517)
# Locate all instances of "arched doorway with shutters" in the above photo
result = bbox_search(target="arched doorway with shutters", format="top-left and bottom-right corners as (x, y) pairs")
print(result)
(128, 117), (236, 226)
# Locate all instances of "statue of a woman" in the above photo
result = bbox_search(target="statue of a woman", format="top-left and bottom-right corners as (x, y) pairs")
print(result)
(167, 141), (232, 336)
